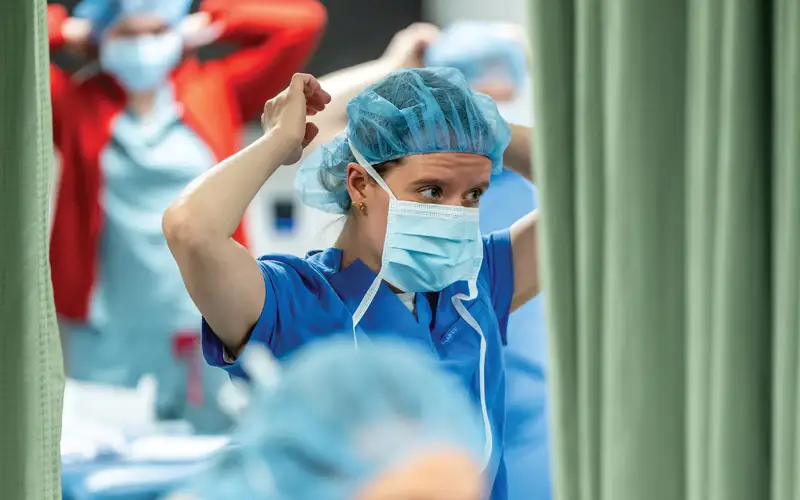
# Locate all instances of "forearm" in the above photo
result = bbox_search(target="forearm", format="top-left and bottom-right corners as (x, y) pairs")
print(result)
(503, 123), (534, 182)
(297, 58), (398, 157)
(313, 58), (397, 124)
(165, 130), (293, 243)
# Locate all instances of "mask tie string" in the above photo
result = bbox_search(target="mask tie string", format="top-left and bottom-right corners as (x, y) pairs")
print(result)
(350, 144), (396, 200)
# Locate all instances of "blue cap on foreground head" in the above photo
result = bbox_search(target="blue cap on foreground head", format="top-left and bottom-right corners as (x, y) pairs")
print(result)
(74, 0), (192, 36)
(171, 339), (485, 500)
(424, 21), (528, 90)
(294, 67), (512, 214)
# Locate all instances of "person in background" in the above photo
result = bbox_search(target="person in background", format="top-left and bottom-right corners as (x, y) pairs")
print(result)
(47, 0), (326, 433)
(424, 21), (551, 500)
(168, 339), (487, 500)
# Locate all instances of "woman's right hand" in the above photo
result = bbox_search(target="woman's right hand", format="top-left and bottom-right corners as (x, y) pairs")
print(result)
(381, 23), (440, 70)
(261, 73), (332, 165)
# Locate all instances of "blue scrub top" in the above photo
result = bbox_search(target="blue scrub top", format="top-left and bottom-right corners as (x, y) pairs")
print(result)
(62, 86), (232, 433)
(479, 169), (551, 500)
(203, 230), (515, 498)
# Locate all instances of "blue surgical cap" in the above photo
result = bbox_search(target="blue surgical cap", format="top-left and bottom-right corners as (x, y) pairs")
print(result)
(74, 0), (192, 36)
(424, 21), (528, 90)
(295, 67), (512, 214)
(173, 339), (485, 500)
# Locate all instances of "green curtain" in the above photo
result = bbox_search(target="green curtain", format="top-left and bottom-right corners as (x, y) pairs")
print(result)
(0, 0), (64, 499)
(529, 1), (800, 499)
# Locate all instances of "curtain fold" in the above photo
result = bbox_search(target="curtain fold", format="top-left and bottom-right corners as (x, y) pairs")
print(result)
(529, 1), (799, 499)
(771, 1), (800, 499)
(0, 1), (64, 499)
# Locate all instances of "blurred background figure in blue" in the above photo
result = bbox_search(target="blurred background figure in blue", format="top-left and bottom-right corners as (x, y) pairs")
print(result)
(168, 340), (488, 500)
(424, 20), (551, 500)
(47, 0), (326, 433)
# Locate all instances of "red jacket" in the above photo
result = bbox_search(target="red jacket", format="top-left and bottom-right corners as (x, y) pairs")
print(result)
(48, 0), (326, 321)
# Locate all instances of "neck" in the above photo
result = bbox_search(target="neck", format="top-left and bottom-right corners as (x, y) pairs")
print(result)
(335, 217), (403, 294)
(127, 90), (158, 116)
(336, 217), (374, 269)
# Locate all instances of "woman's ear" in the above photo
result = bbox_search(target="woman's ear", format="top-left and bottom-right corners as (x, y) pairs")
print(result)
(345, 162), (370, 205)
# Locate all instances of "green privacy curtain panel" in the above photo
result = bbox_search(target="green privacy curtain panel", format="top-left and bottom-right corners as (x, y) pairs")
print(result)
(528, 0), (800, 499)
(0, 0), (64, 499)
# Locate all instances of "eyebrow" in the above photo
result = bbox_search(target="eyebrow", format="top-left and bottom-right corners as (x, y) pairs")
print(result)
(409, 178), (490, 191)
(408, 177), (444, 189)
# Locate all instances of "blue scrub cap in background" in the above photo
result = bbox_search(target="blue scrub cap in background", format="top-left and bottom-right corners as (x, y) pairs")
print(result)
(295, 67), (511, 214)
(424, 21), (528, 90)
(172, 339), (485, 500)
(74, 0), (192, 37)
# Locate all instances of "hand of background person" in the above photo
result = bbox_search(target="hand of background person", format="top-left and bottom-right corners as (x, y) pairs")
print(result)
(381, 22), (440, 70)
(179, 12), (225, 51)
(61, 17), (93, 58)
(261, 73), (332, 165)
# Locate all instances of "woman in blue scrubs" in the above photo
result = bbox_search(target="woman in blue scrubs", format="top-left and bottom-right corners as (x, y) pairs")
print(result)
(164, 69), (537, 499)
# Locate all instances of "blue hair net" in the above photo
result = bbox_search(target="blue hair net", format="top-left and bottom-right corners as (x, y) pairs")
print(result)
(295, 67), (512, 214)
(171, 339), (485, 500)
(74, 0), (192, 37)
(424, 21), (528, 90)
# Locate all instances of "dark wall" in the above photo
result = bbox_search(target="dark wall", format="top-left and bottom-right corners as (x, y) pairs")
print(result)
(49, 0), (423, 75)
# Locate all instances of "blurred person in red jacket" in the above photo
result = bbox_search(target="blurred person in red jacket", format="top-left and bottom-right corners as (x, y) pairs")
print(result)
(47, 0), (326, 432)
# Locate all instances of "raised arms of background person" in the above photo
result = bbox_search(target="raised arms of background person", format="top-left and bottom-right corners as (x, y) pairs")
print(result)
(46, 0), (327, 146)
(163, 74), (330, 353)
(200, 0), (326, 122)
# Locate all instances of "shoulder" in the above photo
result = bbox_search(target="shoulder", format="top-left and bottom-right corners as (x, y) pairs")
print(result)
(255, 249), (339, 292)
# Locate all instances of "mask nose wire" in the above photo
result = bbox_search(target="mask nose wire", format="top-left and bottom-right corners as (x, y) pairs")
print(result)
(348, 142), (397, 200)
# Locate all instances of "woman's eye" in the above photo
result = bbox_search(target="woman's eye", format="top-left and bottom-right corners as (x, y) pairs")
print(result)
(465, 189), (483, 203)
(419, 187), (442, 199)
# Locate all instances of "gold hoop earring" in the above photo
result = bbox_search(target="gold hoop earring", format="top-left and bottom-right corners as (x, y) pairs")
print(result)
(357, 202), (367, 215)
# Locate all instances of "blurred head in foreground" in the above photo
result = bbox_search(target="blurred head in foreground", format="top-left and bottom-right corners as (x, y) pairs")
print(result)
(168, 339), (487, 500)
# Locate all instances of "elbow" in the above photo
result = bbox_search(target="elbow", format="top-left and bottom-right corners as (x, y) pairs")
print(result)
(162, 202), (210, 256)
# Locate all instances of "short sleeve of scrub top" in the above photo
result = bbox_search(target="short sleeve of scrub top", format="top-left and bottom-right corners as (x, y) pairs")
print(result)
(202, 229), (516, 377)
(201, 256), (325, 379)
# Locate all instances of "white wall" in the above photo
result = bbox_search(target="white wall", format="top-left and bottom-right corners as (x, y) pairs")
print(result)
(424, 0), (529, 27)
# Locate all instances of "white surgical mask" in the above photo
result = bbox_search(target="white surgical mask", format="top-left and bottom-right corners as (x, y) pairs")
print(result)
(349, 144), (494, 470)
(100, 32), (183, 92)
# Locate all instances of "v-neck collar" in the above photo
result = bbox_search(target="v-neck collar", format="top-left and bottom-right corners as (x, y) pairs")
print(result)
(312, 248), (436, 350)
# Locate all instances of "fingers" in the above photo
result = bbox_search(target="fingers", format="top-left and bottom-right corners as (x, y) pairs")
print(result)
(398, 22), (440, 50)
(286, 73), (331, 116)
(305, 91), (330, 114)
(302, 122), (320, 147)
(289, 73), (317, 93)
(407, 22), (440, 43)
